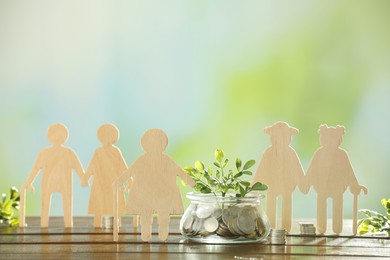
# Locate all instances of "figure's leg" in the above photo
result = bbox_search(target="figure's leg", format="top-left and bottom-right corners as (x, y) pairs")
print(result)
(281, 193), (292, 232)
(332, 194), (343, 234)
(94, 215), (102, 228)
(140, 214), (153, 241)
(266, 192), (277, 229)
(61, 192), (73, 228)
(157, 213), (170, 241)
(317, 194), (327, 234)
(41, 190), (52, 228)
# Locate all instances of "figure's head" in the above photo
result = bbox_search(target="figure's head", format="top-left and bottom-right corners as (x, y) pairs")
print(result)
(141, 128), (168, 153)
(47, 123), (68, 146)
(264, 121), (298, 146)
(318, 124), (345, 148)
(97, 124), (119, 146)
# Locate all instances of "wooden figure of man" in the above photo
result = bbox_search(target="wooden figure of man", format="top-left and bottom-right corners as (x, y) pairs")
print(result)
(305, 124), (367, 234)
(113, 128), (195, 242)
(252, 121), (305, 232)
(85, 124), (128, 228)
(21, 123), (87, 227)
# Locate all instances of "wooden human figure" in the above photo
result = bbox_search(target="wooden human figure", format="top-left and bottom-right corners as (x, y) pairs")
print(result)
(20, 123), (87, 228)
(85, 124), (128, 228)
(305, 124), (368, 234)
(112, 128), (195, 242)
(252, 121), (305, 232)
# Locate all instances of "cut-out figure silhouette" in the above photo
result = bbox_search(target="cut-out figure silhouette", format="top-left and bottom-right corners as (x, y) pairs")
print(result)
(304, 124), (368, 234)
(252, 121), (305, 232)
(20, 123), (87, 227)
(85, 124), (128, 228)
(112, 128), (195, 242)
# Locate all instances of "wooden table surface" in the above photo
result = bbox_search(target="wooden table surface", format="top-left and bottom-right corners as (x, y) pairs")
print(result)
(1, 216), (389, 259)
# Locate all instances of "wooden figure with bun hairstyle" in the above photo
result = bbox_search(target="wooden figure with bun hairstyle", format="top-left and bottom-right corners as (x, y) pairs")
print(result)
(252, 121), (306, 232)
(84, 124), (128, 228)
(304, 124), (368, 234)
(112, 128), (195, 242)
(20, 123), (87, 228)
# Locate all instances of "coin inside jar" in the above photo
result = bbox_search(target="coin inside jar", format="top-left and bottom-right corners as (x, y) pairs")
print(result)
(204, 217), (219, 233)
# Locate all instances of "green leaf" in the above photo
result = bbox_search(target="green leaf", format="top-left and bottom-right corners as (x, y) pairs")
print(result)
(240, 181), (251, 187)
(236, 158), (242, 171)
(242, 171), (252, 175)
(243, 160), (256, 170)
(12, 202), (20, 210)
(215, 149), (224, 163)
(9, 218), (19, 227)
(183, 166), (196, 173)
(251, 182), (268, 191)
(234, 172), (243, 178)
(213, 162), (221, 168)
(3, 200), (12, 209)
(10, 187), (18, 200)
(216, 170), (221, 179)
(222, 159), (229, 168)
(195, 161), (205, 172)
(239, 185), (246, 197)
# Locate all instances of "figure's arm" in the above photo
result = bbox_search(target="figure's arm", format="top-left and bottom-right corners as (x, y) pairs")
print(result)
(69, 150), (87, 187)
(302, 153), (318, 194)
(251, 151), (270, 185)
(113, 159), (139, 189)
(171, 158), (195, 187)
(22, 153), (43, 192)
(291, 151), (308, 194)
(84, 152), (98, 185)
(342, 152), (368, 195)
(114, 148), (131, 191)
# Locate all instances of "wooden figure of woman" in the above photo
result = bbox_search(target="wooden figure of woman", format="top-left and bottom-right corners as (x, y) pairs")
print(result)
(85, 124), (128, 227)
(112, 128), (195, 242)
(305, 124), (367, 234)
(20, 123), (87, 228)
(252, 121), (305, 232)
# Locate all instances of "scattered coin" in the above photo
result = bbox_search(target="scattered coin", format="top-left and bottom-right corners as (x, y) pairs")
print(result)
(268, 229), (286, 244)
(299, 222), (316, 235)
(102, 215), (114, 229)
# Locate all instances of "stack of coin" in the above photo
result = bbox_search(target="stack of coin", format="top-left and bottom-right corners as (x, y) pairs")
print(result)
(181, 203), (267, 240)
(102, 215), (114, 229)
(268, 229), (287, 244)
(299, 222), (316, 235)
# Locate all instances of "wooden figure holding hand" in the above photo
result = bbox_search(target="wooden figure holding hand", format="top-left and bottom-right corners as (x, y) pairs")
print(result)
(252, 121), (305, 232)
(304, 124), (367, 234)
(113, 128), (195, 242)
(20, 123), (87, 228)
(85, 124), (128, 228)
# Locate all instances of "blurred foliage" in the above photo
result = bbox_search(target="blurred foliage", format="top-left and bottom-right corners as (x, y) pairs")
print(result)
(0, 187), (20, 227)
(358, 198), (390, 236)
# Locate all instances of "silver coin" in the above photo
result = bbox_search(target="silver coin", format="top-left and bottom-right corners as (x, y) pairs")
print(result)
(182, 215), (194, 230)
(237, 212), (256, 234)
(102, 215), (114, 229)
(203, 217), (219, 233)
(212, 208), (223, 219)
(191, 217), (203, 235)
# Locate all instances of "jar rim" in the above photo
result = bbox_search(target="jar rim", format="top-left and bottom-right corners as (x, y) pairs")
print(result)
(186, 191), (265, 203)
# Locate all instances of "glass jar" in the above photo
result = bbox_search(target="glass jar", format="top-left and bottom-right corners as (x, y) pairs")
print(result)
(180, 192), (270, 244)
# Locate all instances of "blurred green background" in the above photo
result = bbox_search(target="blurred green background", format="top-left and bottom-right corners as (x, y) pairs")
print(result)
(1, 1), (389, 221)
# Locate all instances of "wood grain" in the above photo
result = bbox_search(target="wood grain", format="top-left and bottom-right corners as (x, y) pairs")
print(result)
(1, 217), (389, 259)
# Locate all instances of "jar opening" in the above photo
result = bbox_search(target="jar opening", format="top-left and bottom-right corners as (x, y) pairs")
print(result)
(186, 192), (265, 203)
